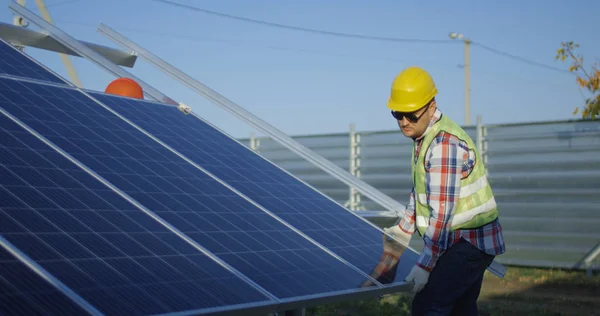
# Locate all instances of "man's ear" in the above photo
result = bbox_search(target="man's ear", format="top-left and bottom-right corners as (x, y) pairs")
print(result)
(429, 100), (437, 117)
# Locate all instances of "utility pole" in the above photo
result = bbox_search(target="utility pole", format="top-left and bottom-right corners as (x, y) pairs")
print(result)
(449, 32), (471, 126)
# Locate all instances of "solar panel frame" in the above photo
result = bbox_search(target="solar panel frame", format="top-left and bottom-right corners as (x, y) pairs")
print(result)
(0, 76), (408, 304)
(0, 38), (72, 86)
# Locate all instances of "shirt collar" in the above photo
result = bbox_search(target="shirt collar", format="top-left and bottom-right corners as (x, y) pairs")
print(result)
(414, 108), (442, 142)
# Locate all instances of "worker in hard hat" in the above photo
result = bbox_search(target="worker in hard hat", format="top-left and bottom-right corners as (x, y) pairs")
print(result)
(383, 66), (505, 315)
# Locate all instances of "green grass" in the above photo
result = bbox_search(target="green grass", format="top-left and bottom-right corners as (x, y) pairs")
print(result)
(303, 266), (600, 316)
(304, 294), (412, 316)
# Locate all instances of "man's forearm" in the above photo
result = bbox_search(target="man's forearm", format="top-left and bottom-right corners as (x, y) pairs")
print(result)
(398, 189), (416, 234)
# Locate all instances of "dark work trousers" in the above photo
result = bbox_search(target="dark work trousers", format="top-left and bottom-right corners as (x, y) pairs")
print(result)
(411, 238), (495, 316)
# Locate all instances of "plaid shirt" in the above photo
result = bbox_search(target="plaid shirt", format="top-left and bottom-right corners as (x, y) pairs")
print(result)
(398, 108), (505, 272)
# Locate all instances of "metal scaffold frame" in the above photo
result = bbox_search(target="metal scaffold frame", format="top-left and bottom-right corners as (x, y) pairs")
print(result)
(8, 1), (506, 279)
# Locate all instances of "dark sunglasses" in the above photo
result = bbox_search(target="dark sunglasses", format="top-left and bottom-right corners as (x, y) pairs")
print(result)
(390, 101), (432, 123)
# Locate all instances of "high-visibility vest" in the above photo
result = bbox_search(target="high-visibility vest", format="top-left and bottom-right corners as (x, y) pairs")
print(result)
(412, 114), (498, 236)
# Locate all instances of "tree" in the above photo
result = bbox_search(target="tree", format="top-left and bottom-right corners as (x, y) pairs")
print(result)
(555, 41), (599, 119)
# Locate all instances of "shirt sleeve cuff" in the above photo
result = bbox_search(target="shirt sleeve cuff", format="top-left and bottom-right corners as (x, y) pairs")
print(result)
(416, 252), (436, 272)
(398, 219), (414, 234)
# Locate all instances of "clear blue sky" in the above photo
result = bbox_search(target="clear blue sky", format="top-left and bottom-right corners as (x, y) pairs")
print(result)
(2, 0), (599, 138)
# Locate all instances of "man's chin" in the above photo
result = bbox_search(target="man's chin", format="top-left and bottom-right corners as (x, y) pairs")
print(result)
(400, 129), (414, 137)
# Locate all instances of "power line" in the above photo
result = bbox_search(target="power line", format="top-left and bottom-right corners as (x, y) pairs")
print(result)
(54, 20), (439, 64)
(53, 19), (575, 86)
(151, 0), (453, 44)
(472, 43), (570, 74)
(153, 0), (570, 74)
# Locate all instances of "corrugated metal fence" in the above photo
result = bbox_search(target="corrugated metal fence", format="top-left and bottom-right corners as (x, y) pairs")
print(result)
(239, 118), (600, 270)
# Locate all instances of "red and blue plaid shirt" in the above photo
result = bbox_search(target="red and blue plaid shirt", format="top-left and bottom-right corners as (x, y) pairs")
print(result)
(398, 108), (506, 272)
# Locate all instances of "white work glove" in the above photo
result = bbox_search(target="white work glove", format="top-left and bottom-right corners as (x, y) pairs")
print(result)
(404, 265), (430, 294)
(383, 225), (412, 246)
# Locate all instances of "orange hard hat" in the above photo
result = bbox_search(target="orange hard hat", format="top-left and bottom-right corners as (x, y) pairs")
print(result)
(105, 77), (143, 99)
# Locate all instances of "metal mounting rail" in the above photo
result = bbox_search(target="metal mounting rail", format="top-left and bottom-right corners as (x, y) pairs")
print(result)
(96, 23), (406, 215)
(96, 23), (507, 280)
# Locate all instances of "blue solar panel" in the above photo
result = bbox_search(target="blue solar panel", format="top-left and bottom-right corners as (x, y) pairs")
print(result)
(0, 77), (382, 303)
(0, 97), (275, 314)
(0, 39), (68, 85)
(89, 92), (419, 280)
(0, 243), (89, 316)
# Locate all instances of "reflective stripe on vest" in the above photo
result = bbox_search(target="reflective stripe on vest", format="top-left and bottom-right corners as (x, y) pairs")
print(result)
(412, 114), (498, 236)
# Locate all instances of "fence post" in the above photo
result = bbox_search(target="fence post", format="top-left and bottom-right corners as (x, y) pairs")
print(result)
(345, 123), (364, 210)
(476, 116), (483, 157)
(476, 115), (488, 173)
(249, 132), (260, 152)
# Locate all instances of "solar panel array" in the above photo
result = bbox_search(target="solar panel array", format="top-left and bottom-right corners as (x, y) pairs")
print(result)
(0, 38), (417, 315)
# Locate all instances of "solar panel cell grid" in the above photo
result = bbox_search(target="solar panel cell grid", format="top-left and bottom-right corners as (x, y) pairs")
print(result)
(0, 107), (273, 315)
(0, 77), (379, 302)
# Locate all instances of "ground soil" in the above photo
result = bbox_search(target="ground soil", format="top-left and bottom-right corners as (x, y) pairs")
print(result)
(305, 266), (600, 316)
(477, 266), (600, 316)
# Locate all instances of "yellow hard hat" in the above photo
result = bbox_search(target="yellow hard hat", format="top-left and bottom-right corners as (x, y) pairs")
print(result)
(387, 66), (438, 112)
